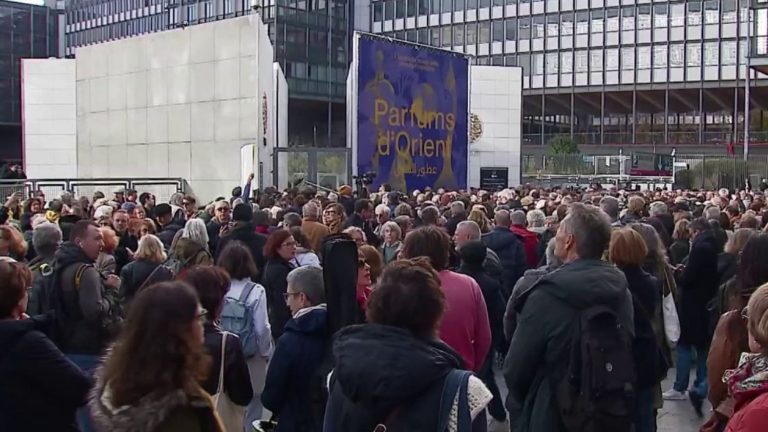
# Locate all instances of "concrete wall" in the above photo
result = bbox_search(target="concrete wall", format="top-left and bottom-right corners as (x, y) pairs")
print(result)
(272, 63), (289, 187)
(74, 15), (276, 202)
(21, 58), (77, 178)
(468, 65), (523, 187)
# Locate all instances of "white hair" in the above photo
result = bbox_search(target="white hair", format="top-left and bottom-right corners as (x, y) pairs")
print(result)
(375, 204), (390, 215)
(526, 209), (546, 228)
(182, 218), (209, 247)
(704, 206), (721, 221)
(648, 201), (668, 218)
(456, 220), (482, 240)
(93, 205), (113, 220)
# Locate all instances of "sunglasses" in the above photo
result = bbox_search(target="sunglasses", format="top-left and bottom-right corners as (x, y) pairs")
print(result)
(358, 258), (368, 268)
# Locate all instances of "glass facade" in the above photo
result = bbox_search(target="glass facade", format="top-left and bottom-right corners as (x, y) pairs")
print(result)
(0, 0), (60, 126)
(370, 0), (768, 150)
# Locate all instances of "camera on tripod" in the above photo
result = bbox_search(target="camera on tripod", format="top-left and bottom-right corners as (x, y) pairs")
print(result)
(352, 171), (376, 198)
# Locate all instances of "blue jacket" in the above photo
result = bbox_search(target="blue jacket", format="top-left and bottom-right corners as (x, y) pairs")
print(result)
(482, 226), (527, 297)
(262, 306), (329, 432)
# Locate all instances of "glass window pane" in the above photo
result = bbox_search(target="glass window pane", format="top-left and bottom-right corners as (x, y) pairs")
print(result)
(621, 47), (634, 70)
(687, 1), (701, 25)
(687, 43), (701, 66)
(670, 3), (684, 27)
(466, 22), (477, 44)
(430, 0), (440, 13)
(638, 5), (651, 29)
(479, 21), (490, 43)
(561, 12), (573, 35)
(591, 9), (604, 33)
(588, 50), (602, 72)
(518, 53), (531, 75)
(575, 49), (588, 72)
(561, 51), (573, 72)
(407, 0), (416, 16)
(638, 45), (651, 69)
(533, 15), (545, 38)
(374, 2), (383, 21)
(396, 0), (405, 17)
(606, 7), (619, 32)
(441, 25), (451, 47)
(492, 20), (504, 41)
(606, 48), (619, 70)
(722, 0), (736, 23)
(546, 52), (558, 73)
(480, 0), (490, 7)
(653, 44), (667, 68)
(453, 23), (464, 45)
(441, 0), (452, 12)
(576, 11), (589, 34)
(654, 4), (667, 28)
(547, 14), (558, 36)
(467, 0), (476, 8)
(721, 40), (736, 64)
(670, 43), (684, 66)
(430, 27), (441, 45)
(704, 0), (718, 24)
(418, 28), (428, 43)
(704, 41), (718, 65)
(519, 16), (531, 39)
(506, 18), (516, 40)
(622, 6), (635, 31)
(533, 53), (544, 75)
(419, 0), (429, 14)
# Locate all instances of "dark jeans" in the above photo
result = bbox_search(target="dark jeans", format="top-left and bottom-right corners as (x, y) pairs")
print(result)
(479, 353), (507, 422)
(634, 387), (657, 432)
(67, 354), (100, 432)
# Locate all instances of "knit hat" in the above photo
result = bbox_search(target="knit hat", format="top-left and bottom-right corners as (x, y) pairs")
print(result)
(121, 202), (137, 214)
(232, 203), (252, 222)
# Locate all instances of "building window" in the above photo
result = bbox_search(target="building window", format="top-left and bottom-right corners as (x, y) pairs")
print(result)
(721, 40), (736, 64)
(704, 0), (718, 24)
(670, 43), (684, 66)
(722, 0), (736, 23)
(653, 4), (667, 28)
(653, 44), (667, 68)
(492, 20), (504, 41)
(533, 15), (545, 38)
(396, 0), (405, 18)
(407, 0), (416, 16)
(687, 1), (702, 25)
(479, 21), (490, 43)
(453, 23), (464, 45)
(441, 0), (452, 12)
(533, 53), (544, 75)
(561, 12), (573, 35)
(418, 0), (428, 14)
(704, 41), (718, 65)
(605, 48), (619, 70)
(561, 51), (572, 72)
(621, 6), (634, 31)
(606, 8), (619, 32)
(374, 2), (383, 21)
(686, 43), (701, 66)
(430, 27), (440, 45)
(519, 16), (531, 39)
(441, 25), (451, 47)
(575, 49), (588, 72)
(591, 10), (603, 33)
(589, 49), (603, 71)
(546, 52), (558, 73)
(430, 0), (439, 14)
(546, 14), (558, 37)
(519, 53), (531, 75)
(386, 0), (395, 19)
(670, 3), (684, 27)
(638, 45), (651, 69)
(466, 22), (477, 44)
(576, 11), (588, 34)
(417, 28), (428, 43)
(621, 47), (634, 70)
(638, 5), (651, 29)
(505, 18), (516, 40)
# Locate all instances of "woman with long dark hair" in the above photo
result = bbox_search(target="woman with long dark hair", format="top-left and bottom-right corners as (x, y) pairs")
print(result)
(261, 230), (297, 340)
(89, 282), (223, 432)
(705, 233), (768, 430)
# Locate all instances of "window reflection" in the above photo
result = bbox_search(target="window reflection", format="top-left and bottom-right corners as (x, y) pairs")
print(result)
(622, 6), (634, 31)
(704, 41), (718, 65)
(687, 1), (701, 26)
(638, 45), (651, 69)
(670, 3), (684, 27)
(591, 10), (603, 33)
(606, 8), (619, 32)
(653, 45), (667, 68)
(561, 13), (573, 35)
(670, 43), (684, 67)
(575, 49), (588, 72)
(561, 51), (573, 73)
(605, 48), (618, 70)
(721, 40), (736, 65)
(653, 4), (667, 28)
(576, 11), (589, 34)
(704, 0), (718, 24)
(638, 5), (651, 29)
(686, 44), (701, 66)
(546, 52), (558, 73)
(621, 47), (634, 70)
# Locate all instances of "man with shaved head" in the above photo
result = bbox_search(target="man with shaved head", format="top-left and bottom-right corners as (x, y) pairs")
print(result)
(481, 209), (526, 298)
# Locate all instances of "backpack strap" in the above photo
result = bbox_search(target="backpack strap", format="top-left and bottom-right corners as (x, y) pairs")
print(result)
(73, 264), (91, 292)
(238, 281), (257, 304)
(436, 369), (472, 432)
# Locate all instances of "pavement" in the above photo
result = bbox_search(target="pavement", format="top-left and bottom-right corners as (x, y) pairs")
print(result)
(494, 367), (708, 432)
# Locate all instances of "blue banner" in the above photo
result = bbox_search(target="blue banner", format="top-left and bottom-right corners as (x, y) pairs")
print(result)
(356, 34), (469, 191)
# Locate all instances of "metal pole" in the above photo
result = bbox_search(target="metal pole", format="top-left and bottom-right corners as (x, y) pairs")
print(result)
(744, 12), (751, 161)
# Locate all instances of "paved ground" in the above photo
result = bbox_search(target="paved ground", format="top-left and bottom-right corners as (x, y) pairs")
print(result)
(494, 367), (707, 431)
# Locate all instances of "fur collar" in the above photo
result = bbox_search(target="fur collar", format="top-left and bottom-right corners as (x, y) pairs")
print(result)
(88, 364), (217, 432)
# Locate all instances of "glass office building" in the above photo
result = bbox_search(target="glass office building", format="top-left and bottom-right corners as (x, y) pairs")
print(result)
(0, 0), (62, 162)
(369, 0), (768, 155)
(64, 0), (350, 148)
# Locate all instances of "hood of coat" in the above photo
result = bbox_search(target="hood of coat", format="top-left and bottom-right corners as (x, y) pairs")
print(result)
(537, 259), (629, 311)
(482, 227), (519, 251)
(286, 305), (328, 335)
(89, 365), (213, 432)
(54, 241), (95, 269)
(332, 324), (462, 412)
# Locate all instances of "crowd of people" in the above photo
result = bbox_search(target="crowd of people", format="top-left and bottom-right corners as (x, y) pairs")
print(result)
(2, 177), (768, 432)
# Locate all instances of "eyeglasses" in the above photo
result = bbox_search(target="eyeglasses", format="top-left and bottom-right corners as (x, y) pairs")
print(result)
(282, 240), (297, 248)
(283, 292), (300, 300)
(358, 258), (368, 268)
(197, 308), (208, 322)
(742, 306), (749, 320)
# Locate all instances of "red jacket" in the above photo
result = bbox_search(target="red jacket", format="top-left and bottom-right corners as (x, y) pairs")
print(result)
(726, 392), (768, 432)
(510, 226), (540, 269)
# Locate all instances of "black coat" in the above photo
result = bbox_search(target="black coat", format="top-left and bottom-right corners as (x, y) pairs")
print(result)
(458, 262), (506, 355)
(342, 213), (380, 248)
(717, 252), (738, 286)
(157, 222), (183, 251)
(481, 226), (527, 297)
(215, 223), (267, 277)
(206, 220), (223, 255)
(262, 257), (295, 339)
(0, 318), (91, 432)
(262, 307), (329, 432)
(669, 239), (690, 266)
(200, 323), (252, 406)
(678, 231), (721, 348)
(114, 232), (138, 274)
(621, 265), (664, 389)
(119, 259), (174, 305)
(324, 324), (485, 432)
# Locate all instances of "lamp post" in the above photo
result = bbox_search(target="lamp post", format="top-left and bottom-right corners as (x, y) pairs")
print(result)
(744, 8), (751, 161)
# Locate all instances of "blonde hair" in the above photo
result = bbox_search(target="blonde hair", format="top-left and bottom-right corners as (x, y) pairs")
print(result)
(672, 219), (690, 241)
(747, 282), (768, 355)
(134, 234), (166, 264)
(609, 228), (649, 267)
(467, 209), (490, 233)
(628, 196), (646, 214)
(725, 228), (757, 255)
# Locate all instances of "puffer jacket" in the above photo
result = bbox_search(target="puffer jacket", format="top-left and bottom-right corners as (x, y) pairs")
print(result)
(481, 226), (526, 297)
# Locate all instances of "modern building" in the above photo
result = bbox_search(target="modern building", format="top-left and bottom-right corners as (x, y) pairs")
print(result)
(366, 0), (768, 159)
(64, 0), (350, 149)
(0, 0), (63, 162)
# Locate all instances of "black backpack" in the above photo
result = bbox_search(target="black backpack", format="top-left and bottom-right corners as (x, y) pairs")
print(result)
(555, 305), (636, 432)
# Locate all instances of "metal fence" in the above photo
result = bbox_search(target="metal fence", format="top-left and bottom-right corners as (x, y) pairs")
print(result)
(0, 178), (188, 203)
(522, 154), (768, 191)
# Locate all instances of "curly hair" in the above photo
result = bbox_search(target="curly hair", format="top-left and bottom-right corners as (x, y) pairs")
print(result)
(100, 282), (211, 407)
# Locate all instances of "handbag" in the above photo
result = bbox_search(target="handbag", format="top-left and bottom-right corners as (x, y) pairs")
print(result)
(661, 269), (681, 345)
(212, 332), (245, 432)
